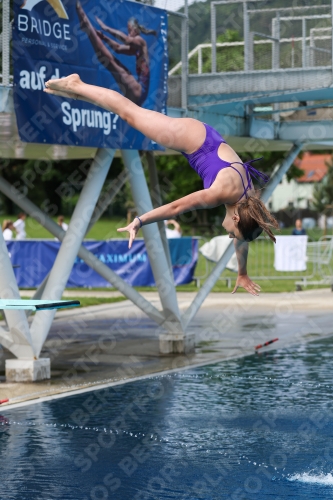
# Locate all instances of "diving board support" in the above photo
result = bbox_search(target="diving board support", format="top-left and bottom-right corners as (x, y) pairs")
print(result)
(29, 168), (129, 308)
(122, 150), (193, 354)
(181, 142), (304, 329)
(29, 148), (115, 357)
(0, 228), (35, 359)
(0, 176), (166, 327)
(260, 142), (303, 202)
(145, 151), (173, 272)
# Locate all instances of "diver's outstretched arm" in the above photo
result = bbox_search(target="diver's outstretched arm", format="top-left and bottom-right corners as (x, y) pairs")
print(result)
(232, 239), (260, 296)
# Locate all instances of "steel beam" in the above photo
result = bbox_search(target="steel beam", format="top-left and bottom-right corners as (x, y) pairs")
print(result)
(0, 229), (34, 358)
(89, 169), (128, 228)
(29, 148), (115, 355)
(187, 68), (333, 98)
(182, 142), (303, 329)
(302, 18), (307, 68)
(30, 169), (129, 303)
(0, 177), (165, 330)
(145, 151), (173, 272)
(122, 149), (183, 331)
(211, 3), (217, 73)
(272, 14), (280, 69)
(243, 2), (249, 72)
(331, 0), (333, 78)
(181, 4), (188, 109)
(260, 143), (303, 203)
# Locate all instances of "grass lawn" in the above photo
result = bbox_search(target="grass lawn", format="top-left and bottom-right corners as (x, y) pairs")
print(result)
(0, 215), (130, 240)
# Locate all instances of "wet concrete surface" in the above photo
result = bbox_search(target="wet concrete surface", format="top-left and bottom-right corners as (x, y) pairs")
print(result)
(0, 289), (332, 406)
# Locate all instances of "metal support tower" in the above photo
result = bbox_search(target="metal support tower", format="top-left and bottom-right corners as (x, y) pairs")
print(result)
(30, 148), (115, 356)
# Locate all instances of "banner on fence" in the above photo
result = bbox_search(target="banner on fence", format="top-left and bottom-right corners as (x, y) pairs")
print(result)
(7, 238), (198, 288)
(13, 0), (168, 150)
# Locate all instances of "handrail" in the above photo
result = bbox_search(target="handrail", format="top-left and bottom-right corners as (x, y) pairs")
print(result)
(168, 34), (333, 76)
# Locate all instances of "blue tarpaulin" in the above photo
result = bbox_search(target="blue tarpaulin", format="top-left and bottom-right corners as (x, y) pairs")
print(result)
(7, 238), (198, 288)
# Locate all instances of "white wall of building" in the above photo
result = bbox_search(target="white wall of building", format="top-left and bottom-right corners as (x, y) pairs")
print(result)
(266, 175), (314, 211)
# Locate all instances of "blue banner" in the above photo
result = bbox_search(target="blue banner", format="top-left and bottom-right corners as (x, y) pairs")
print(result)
(7, 238), (198, 288)
(13, 0), (168, 150)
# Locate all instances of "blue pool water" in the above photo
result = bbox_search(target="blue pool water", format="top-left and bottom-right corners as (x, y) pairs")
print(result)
(2, 338), (333, 499)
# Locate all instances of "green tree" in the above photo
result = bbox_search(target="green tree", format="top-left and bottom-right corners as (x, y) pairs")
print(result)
(312, 156), (333, 213)
(187, 30), (244, 74)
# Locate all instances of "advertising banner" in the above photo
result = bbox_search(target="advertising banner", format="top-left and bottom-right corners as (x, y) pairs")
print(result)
(13, 0), (168, 150)
(7, 238), (198, 288)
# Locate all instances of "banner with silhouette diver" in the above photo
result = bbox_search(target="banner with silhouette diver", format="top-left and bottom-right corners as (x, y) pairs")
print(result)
(13, 0), (168, 150)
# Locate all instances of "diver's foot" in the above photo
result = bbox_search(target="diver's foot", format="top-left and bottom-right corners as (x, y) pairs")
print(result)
(95, 16), (108, 31)
(76, 1), (92, 33)
(44, 74), (82, 95)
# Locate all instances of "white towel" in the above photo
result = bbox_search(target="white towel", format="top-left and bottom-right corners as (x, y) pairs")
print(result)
(274, 235), (308, 271)
(199, 235), (238, 272)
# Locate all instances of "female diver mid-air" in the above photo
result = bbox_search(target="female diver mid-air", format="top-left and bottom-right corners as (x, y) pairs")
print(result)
(44, 74), (279, 296)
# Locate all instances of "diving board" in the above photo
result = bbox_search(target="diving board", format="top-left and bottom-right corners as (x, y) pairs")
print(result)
(0, 299), (80, 311)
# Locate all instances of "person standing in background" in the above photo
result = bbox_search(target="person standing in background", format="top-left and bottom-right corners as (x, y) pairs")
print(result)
(292, 219), (307, 236)
(165, 219), (182, 239)
(57, 215), (68, 232)
(2, 220), (15, 241)
(13, 213), (27, 240)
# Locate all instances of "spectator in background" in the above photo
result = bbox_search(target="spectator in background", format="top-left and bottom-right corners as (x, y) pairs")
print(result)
(2, 220), (15, 241)
(165, 219), (182, 239)
(13, 212), (27, 240)
(292, 219), (307, 236)
(57, 215), (68, 231)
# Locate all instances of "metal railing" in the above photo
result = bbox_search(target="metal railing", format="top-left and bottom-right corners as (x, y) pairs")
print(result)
(296, 236), (333, 289)
(194, 236), (333, 289)
(169, 33), (333, 76)
(169, 0), (333, 76)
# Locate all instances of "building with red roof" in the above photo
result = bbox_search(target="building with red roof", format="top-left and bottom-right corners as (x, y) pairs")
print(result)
(267, 152), (331, 213)
(294, 152), (330, 183)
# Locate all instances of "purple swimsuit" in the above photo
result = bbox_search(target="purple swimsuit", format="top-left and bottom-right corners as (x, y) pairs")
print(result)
(181, 123), (269, 200)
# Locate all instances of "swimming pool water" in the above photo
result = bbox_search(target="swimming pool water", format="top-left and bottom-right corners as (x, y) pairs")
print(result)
(2, 338), (333, 499)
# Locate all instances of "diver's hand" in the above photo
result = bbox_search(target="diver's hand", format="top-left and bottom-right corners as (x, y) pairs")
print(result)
(232, 274), (261, 296)
(117, 218), (141, 248)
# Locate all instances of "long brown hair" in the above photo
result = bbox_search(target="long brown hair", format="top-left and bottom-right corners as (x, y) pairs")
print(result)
(2, 219), (13, 232)
(237, 195), (279, 243)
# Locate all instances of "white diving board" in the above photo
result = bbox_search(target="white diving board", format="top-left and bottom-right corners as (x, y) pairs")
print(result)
(0, 299), (80, 311)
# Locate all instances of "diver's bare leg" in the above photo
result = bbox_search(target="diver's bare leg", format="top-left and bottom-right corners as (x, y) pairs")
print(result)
(76, 1), (141, 103)
(44, 75), (205, 153)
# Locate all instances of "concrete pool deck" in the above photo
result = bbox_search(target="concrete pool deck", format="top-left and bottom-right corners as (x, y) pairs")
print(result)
(0, 288), (332, 406)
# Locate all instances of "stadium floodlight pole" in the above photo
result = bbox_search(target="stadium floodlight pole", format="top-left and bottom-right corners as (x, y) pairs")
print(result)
(182, 142), (304, 330)
(2, 0), (10, 85)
